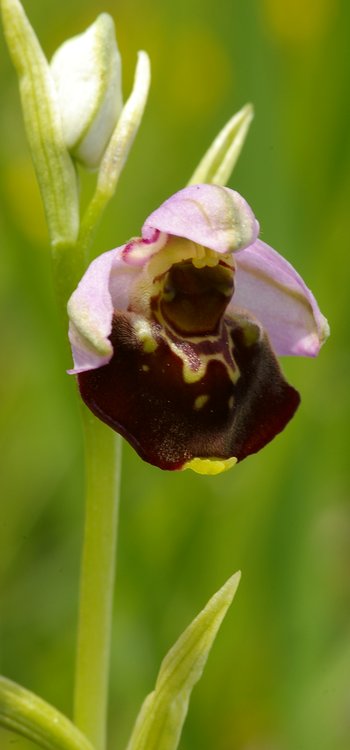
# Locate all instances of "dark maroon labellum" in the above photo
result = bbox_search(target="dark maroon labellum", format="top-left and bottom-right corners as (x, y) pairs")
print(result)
(78, 309), (300, 471)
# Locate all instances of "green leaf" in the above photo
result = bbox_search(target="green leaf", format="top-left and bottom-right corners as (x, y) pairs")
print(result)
(0, 675), (94, 750)
(188, 103), (253, 186)
(125, 572), (241, 750)
(1, 0), (79, 247)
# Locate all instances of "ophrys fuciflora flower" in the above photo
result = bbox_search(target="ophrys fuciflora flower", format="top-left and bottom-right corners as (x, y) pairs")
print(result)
(68, 185), (329, 473)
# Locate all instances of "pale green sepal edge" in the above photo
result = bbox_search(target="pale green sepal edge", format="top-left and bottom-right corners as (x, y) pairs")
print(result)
(126, 572), (241, 750)
(1, 0), (79, 248)
(188, 103), (253, 186)
(96, 50), (150, 200)
(0, 676), (94, 750)
(78, 50), (151, 262)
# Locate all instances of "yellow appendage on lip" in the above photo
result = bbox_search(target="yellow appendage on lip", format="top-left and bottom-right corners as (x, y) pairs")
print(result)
(183, 456), (237, 475)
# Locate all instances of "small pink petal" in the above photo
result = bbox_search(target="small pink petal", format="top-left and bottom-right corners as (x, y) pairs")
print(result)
(232, 239), (329, 357)
(143, 184), (259, 256)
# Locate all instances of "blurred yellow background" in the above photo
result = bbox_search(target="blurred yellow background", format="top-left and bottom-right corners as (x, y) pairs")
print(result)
(0, 0), (349, 748)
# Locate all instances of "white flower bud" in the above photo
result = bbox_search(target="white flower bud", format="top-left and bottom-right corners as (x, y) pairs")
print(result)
(50, 14), (123, 169)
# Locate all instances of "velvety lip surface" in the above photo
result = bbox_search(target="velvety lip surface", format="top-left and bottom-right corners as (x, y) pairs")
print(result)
(78, 311), (300, 470)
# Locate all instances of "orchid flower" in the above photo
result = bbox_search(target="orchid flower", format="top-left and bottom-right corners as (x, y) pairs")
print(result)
(68, 184), (329, 475)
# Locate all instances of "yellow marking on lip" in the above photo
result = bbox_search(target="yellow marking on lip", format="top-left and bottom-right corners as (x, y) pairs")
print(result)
(133, 318), (158, 353)
(194, 394), (209, 410)
(167, 339), (241, 386)
(167, 339), (206, 383)
(183, 456), (237, 475)
(183, 359), (207, 383)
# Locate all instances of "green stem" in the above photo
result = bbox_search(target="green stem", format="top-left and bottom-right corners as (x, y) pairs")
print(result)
(78, 190), (109, 264)
(51, 242), (86, 328)
(74, 406), (122, 750)
(0, 676), (94, 750)
(47, 109), (124, 750)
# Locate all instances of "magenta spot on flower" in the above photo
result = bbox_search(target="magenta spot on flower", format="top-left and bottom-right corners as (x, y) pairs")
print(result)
(122, 228), (165, 266)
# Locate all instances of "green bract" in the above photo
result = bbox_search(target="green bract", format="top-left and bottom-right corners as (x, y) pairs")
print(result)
(1, 0), (79, 247)
(188, 102), (254, 186)
(126, 573), (241, 750)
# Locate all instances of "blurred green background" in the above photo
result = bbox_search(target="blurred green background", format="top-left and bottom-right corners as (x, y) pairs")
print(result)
(0, 0), (349, 748)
